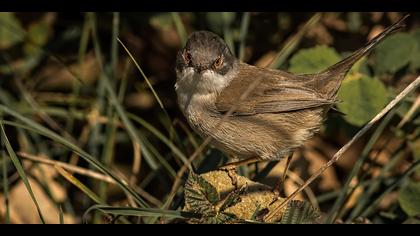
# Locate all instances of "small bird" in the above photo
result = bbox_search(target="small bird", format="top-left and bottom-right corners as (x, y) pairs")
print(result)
(175, 14), (408, 187)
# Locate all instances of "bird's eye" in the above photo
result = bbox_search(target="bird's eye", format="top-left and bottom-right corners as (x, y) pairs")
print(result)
(213, 56), (223, 69)
(183, 49), (191, 64)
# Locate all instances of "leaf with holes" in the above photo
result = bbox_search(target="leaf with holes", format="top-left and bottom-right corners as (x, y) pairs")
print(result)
(337, 74), (389, 126)
(373, 32), (417, 75)
(184, 171), (219, 216)
(204, 212), (239, 224)
(289, 45), (341, 74)
(280, 200), (320, 224)
(399, 181), (420, 217)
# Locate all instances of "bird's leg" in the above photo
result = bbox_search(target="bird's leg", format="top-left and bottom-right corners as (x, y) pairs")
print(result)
(219, 156), (260, 189)
(272, 153), (293, 196)
(220, 156), (261, 169)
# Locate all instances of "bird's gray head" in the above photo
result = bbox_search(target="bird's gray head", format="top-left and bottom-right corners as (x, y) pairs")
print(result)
(176, 31), (236, 75)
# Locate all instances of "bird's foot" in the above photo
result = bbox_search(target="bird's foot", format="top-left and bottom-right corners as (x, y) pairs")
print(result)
(219, 157), (260, 190)
(219, 165), (239, 189)
(269, 180), (285, 205)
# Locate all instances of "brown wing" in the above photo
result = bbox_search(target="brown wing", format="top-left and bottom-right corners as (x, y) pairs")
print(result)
(215, 63), (336, 116)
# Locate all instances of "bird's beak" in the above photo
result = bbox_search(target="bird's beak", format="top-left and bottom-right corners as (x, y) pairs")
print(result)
(195, 65), (208, 74)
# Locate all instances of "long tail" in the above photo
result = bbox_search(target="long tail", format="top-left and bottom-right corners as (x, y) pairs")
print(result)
(308, 13), (409, 98)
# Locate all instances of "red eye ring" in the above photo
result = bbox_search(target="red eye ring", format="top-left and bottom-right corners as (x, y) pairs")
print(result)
(213, 56), (223, 69)
(183, 49), (191, 64)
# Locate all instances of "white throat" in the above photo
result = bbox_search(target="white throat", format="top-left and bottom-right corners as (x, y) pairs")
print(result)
(175, 65), (238, 113)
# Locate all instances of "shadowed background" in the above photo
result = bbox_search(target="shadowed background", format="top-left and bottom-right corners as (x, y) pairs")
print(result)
(0, 12), (419, 224)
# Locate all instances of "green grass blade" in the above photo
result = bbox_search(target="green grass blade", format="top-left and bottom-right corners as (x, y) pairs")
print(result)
(88, 12), (106, 167)
(171, 12), (187, 46)
(66, 12), (91, 133)
(90, 15), (159, 176)
(0, 122), (46, 223)
(0, 105), (149, 208)
(101, 74), (159, 170)
(140, 136), (176, 179)
(118, 37), (180, 150)
(325, 108), (397, 223)
(348, 148), (406, 221)
(110, 12), (120, 82)
(127, 113), (191, 171)
(359, 160), (420, 218)
(55, 165), (103, 204)
(239, 12), (251, 61)
(85, 205), (200, 220)
(222, 12), (235, 56)
(97, 11), (121, 208)
(269, 13), (322, 69)
(117, 38), (164, 110)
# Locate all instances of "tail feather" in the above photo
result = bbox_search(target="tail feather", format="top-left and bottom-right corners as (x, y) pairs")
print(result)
(308, 14), (409, 98)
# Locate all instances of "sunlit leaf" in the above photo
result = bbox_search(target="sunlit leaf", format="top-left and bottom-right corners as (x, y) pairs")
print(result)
(399, 181), (420, 217)
(280, 200), (320, 224)
(184, 171), (219, 216)
(289, 45), (341, 74)
(373, 32), (417, 74)
(409, 30), (420, 71)
(337, 75), (389, 126)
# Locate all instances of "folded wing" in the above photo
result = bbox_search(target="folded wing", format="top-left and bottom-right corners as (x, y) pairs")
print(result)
(215, 63), (336, 116)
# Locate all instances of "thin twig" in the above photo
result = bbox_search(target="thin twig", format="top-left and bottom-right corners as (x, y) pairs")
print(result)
(286, 168), (319, 210)
(17, 151), (116, 184)
(265, 75), (420, 222)
(17, 151), (163, 207)
(269, 13), (322, 69)
(397, 95), (420, 128)
(130, 142), (142, 187)
(16, 80), (78, 145)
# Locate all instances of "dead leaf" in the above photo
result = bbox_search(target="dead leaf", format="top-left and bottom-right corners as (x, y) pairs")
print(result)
(254, 51), (277, 68)
(0, 177), (75, 223)
(368, 25), (385, 41)
(125, 91), (155, 109)
(30, 158), (67, 202)
(323, 13), (347, 32)
(343, 178), (363, 210)
(307, 24), (334, 45)
(37, 52), (100, 90)
(303, 148), (340, 191)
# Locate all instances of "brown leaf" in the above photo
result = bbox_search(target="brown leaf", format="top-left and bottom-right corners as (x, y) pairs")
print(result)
(0, 177), (75, 223)
(254, 51), (277, 68)
(37, 52), (100, 91)
(303, 148), (340, 191)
